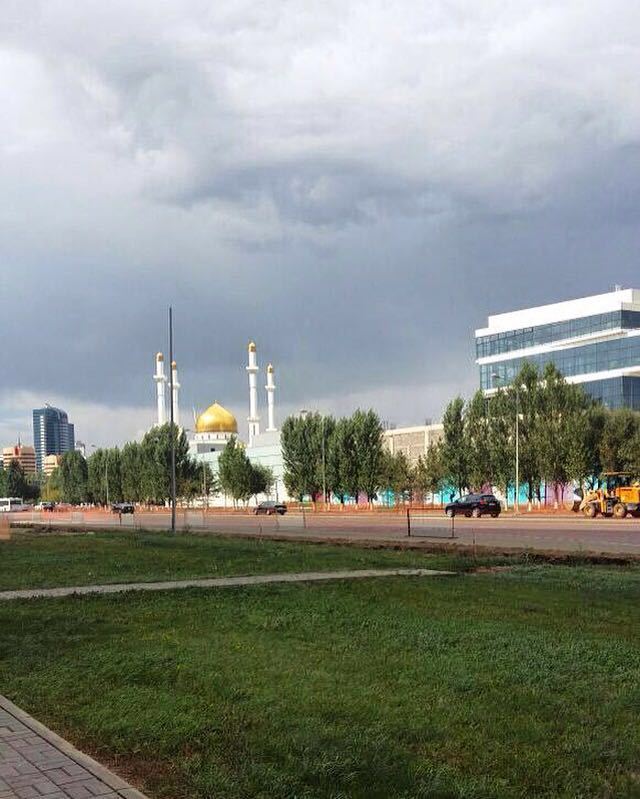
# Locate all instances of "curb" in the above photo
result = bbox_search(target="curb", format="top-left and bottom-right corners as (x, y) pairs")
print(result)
(0, 694), (149, 798)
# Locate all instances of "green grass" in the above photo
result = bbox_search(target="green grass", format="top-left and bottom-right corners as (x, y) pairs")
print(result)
(0, 530), (485, 590)
(2, 560), (640, 798)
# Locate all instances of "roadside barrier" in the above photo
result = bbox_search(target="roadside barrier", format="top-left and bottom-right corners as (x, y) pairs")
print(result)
(276, 510), (307, 530)
(406, 509), (456, 540)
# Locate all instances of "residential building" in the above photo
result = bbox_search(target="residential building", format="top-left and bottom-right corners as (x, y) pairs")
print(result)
(476, 288), (640, 409)
(75, 441), (86, 457)
(32, 405), (75, 472)
(383, 423), (444, 467)
(2, 443), (36, 474)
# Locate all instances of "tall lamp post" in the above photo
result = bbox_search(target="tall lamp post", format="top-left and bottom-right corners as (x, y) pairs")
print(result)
(491, 373), (519, 515)
(168, 306), (177, 533)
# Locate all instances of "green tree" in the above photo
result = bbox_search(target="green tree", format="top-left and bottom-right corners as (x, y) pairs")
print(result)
(281, 413), (323, 501)
(41, 468), (62, 502)
(250, 463), (274, 501)
(352, 409), (384, 504)
(87, 448), (122, 504)
(4, 460), (33, 498)
(325, 417), (357, 505)
(121, 441), (144, 502)
(600, 409), (640, 473)
(218, 437), (253, 504)
(59, 450), (88, 504)
(464, 390), (492, 491)
(413, 443), (445, 505)
(511, 363), (543, 506)
(566, 404), (606, 491)
(537, 364), (590, 507)
(442, 397), (468, 497)
(139, 423), (196, 504)
(378, 450), (412, 505)
(486, 388), (514, 506)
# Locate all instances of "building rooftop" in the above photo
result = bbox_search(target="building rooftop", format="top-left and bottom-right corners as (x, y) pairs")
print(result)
(476, 288), (640, 337)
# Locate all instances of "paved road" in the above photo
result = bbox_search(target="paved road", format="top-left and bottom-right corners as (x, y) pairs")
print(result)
(0, 695), (147, 798)
(0, 568), (453, 602)
(10, 510), (640, 555)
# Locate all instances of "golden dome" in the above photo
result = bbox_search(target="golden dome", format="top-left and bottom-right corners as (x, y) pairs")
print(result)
(267, 363), (274, 373)
(248, 341), (256, 352)
(171, 360), (177, 368)
(195, 402), (238, 434)
(156, 352), (164, 361)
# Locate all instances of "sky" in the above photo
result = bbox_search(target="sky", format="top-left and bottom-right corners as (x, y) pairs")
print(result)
(1, 1), (640, 447)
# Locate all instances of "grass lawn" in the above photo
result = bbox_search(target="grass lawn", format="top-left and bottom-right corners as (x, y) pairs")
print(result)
(0, 530), (485, 590)
(2, 558), (640, 798)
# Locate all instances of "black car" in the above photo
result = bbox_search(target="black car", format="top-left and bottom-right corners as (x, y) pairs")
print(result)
(254, 501), (287, 516)
(445, 493), (501, 518)
(111, 502), (135, 514)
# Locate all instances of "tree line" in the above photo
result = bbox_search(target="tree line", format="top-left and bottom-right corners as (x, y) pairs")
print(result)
(37, 425), (275, 507)
(436, 362), (640, 506)
(40, 424), (215, 505)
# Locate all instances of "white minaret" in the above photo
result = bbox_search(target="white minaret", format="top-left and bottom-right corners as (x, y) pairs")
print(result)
(153, 352), (167, 426)
(171, 360), (180, 428)
(265, 363), (277, 432)
(246, 341), (260, 445)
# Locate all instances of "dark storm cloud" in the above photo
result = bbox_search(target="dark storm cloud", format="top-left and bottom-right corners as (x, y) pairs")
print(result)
(1, 1), (640, 444)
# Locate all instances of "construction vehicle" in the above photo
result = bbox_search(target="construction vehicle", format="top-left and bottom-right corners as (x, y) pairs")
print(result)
(579, 473), (640, 519)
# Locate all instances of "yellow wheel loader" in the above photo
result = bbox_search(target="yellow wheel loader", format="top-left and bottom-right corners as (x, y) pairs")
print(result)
(579, 473), (640, 519)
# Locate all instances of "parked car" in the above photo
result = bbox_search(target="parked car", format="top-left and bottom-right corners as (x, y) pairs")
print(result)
(111, 502), (135, 514)
(445, 493), (501, 518)
(254, 501), (287, 516)
(40, 501), (56, 512)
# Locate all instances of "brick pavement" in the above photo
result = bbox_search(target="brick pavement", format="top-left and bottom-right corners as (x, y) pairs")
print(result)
(0, 696), (147, 799)
(0, 568), (454, 602)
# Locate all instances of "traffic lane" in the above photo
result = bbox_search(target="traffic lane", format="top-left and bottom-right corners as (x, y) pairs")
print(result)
(9, 511), (640, 555)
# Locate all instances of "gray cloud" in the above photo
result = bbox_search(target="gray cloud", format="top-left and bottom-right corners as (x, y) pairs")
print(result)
(1, 1), (640, 445)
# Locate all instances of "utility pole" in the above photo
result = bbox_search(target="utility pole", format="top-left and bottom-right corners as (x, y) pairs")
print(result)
(514, 385), (519, 515)
(169, 306), (177, 533)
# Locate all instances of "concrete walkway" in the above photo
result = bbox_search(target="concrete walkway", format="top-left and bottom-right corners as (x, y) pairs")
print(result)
(0, 695), (148, 798)
(0, 568), (453, 601)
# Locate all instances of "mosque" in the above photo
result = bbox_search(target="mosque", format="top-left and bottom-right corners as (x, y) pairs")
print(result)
(151, 342), (287, 503)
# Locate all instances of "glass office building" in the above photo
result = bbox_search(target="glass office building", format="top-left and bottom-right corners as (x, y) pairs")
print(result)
(476, 289), (640, 410)
(32, 405), (76, 472)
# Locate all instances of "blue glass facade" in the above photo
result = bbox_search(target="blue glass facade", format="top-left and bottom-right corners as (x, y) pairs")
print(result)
(32, 406), (75, 472)
(476, 310), (640, 359)
(480, 335), (640, 390)
(579, 377), (640, 410)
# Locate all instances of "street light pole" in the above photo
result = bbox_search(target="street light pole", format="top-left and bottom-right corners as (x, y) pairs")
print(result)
(514, 386), (519, 515)
(321, 415), (326, 507)
(168, 306), (177, 533)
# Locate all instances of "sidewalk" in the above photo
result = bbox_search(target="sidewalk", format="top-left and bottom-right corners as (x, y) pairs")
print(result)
(0, 695), (148, 798)
(0, 568), (454, 602)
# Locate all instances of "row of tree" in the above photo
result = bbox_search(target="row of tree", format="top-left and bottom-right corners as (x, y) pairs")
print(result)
(39, 424), (276, 507)
(437, 362), (640, 505)
(0, 460), (40, 500)
(281, 409), (386, 503)
(41, 424), (215, 505)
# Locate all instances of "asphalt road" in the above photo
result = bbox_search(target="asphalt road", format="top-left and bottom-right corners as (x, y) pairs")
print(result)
(9, 509), (640, 555)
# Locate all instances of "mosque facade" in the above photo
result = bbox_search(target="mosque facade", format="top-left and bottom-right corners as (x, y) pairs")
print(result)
(152, 342), (287, 503)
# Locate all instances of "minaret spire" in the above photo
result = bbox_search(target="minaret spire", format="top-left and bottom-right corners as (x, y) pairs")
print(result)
(153, 352), (167, 425)
(265, 364), (277, 432)
(171, 360), (180, 428)
(246, 341), (260, 445)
